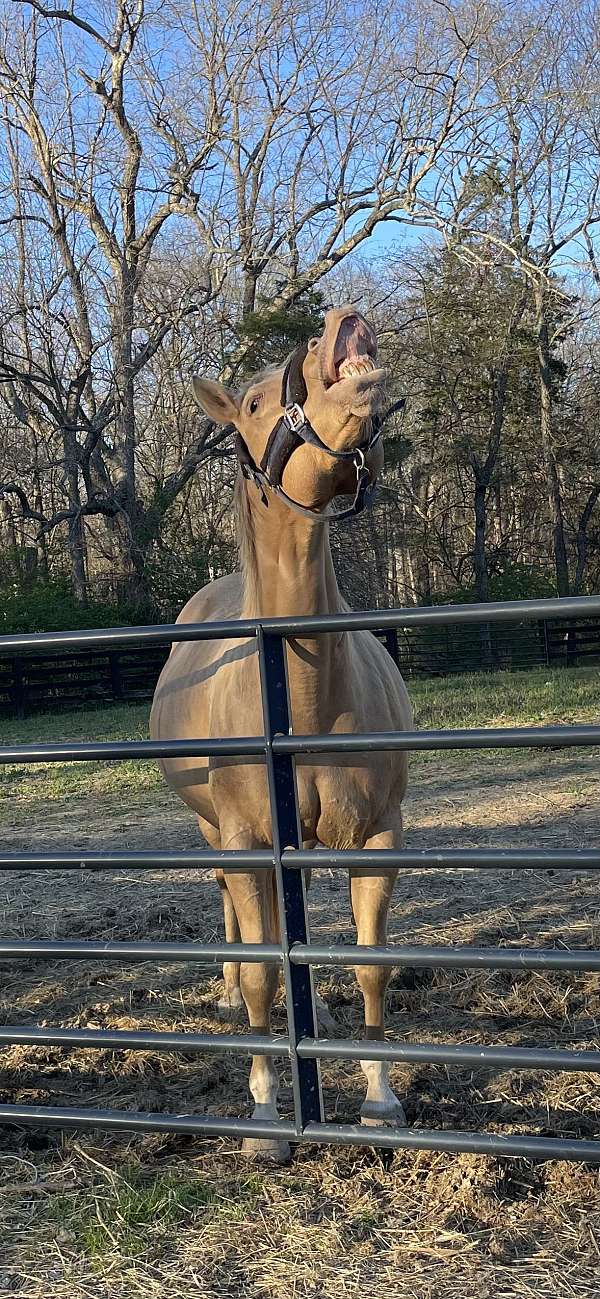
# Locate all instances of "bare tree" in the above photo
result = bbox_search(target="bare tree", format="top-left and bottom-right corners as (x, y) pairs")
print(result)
(0, 0), (525, 603)
(445, 3), (600, 595)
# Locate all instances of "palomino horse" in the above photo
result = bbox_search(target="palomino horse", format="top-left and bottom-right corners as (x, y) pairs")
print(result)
(150, 306), (412, 1160)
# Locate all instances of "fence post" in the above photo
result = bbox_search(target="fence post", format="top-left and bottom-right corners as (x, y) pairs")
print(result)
(257, 627), (324, 1133)
(540, 619), (551, 667)
(108, 651), (123, 701)
(381, 627), (400, 668)
(566, 624), (578, 668)
(10, 657), (26, 719)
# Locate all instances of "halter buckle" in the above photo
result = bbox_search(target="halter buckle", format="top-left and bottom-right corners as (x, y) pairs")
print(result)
(284, 402), (306, 433)
(354, 447), (366, 471)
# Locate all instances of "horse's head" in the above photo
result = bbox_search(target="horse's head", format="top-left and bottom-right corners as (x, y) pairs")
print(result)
(192, 306), (386, 518)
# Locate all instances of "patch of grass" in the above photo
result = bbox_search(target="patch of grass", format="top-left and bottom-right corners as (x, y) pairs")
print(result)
(410, 665), (600, 730)
(47, 1166), (262, 1260)
(0, 666), (597, 820)
(0, 702), (160, 823)
(0, 701), (150, 747)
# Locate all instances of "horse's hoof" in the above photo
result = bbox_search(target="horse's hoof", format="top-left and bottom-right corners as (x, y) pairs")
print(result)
(360, 1100), (407, 1128)
(215, 988), (244, 1020)
(315, 995), (337, 1035)
(215, 998), (244, 1021)
(241, 1137), (292, 1163)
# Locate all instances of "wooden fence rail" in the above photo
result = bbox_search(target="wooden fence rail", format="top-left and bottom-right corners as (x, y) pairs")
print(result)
(1, 617), (599, 718)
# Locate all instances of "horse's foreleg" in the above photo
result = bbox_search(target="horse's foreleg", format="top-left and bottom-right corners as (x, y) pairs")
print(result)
(215, 871), (244, 1017)
(223, 862), (289, 1163)
(350, 827), (406, 1127)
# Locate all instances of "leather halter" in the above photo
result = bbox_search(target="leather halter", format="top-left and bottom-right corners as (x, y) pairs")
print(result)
(235, 343), (382, 523)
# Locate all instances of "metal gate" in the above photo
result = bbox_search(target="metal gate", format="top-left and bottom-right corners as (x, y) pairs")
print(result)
(2, 594), (600, 1163)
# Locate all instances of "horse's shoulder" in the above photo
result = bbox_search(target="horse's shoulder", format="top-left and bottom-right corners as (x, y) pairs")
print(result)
(353, 629), (413, 727)
(175, 572), (243, 627)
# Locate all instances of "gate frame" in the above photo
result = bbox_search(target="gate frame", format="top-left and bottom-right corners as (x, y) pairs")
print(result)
(1, 594), (600, 1162)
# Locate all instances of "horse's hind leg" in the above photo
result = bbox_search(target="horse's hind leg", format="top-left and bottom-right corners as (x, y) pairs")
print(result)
(216, 871), (244, 1018)
(198, 816), (244, 1018)
(350, 826), (406, 1127)
(303, 853), (337, 1035)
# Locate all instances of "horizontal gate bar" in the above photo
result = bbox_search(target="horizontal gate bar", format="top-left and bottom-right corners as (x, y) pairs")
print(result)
(0, 1103), (297, 1141)
(301, 1122), (600, 1163)
(290, 942), (600, 971)
(0, 1103), (598, 1164)
(0, 1025), (290, 1056)
(274, 724), (600, 754)
(284, 847), (600, 870)
(0, 849), (597, 874)
(0, 939), (282, 963)
(2, 939), (595, 974)
(1, 594), (600, 654)
(0, 850), (275, 871)
(3, 724), (599, 769)
(298, 1037), (600, 1072)
(0, 737), (265, 764)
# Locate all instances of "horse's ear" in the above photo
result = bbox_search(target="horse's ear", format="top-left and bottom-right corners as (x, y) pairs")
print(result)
(192, 377), (239, 424)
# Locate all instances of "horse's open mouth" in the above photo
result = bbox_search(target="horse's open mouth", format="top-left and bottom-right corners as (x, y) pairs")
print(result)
(326, 314), (378, 385)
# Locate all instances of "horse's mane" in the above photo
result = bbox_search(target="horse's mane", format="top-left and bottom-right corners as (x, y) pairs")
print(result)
(234, 472), (260, 614)
(232, 361), (285, 613)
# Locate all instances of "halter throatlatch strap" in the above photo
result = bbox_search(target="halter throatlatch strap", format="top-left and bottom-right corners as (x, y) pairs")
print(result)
(236, 343), (382, 524)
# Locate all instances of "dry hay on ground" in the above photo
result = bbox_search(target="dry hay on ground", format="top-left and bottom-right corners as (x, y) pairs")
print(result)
(0, 746), (600, 1296)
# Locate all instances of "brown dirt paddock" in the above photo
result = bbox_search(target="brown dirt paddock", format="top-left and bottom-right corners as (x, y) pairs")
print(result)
(1, 679), (600, 1297)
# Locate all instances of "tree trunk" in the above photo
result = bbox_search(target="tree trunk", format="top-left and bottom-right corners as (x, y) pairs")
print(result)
(63, 426), (87, 602)
(473, 478), (489, 604)
(534, 284), (570, 597)
(119, 272), (137, 503)
(473, 476), (493, 669)
(574, 485), (600, 594)
(111, 269), (154, 609)
(33, 464), (48, 577)
(242, 270), (258, 318)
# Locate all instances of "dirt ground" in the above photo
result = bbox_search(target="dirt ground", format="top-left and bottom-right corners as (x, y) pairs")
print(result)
(1, 739), (600, 1297)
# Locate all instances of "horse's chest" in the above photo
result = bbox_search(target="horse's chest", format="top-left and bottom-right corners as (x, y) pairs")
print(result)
(296, 759), (388, 848)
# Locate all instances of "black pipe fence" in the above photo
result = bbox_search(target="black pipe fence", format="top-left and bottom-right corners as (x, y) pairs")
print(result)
(2, 612), (600, 718)
(1, 593), (600, 1161)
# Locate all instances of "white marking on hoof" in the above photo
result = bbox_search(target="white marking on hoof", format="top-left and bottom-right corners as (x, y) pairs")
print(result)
(360, 1059), (406, 1126)
(216, 986), (244, 1019)
(241, 1137), (291, 1163)
(360, 1098), (407, 1127)
(244, 1069), (288, 1160)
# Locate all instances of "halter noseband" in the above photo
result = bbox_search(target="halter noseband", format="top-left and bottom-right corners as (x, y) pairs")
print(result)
(235, 343), (382, 523)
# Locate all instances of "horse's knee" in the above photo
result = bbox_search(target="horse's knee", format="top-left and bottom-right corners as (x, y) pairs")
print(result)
(240, 961), (279, 1024)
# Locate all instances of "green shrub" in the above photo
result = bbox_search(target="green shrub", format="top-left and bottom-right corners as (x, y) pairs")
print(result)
(0, 579), (136, 634)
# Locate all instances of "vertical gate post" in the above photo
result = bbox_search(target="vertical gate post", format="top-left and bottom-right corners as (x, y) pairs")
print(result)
(257, 628), (324, 1133)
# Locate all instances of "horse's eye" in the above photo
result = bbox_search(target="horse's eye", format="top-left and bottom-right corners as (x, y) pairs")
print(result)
(249, 395), (261, 414)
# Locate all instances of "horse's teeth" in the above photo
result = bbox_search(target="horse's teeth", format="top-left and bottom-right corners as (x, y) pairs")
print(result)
(339, 356), (376, 378)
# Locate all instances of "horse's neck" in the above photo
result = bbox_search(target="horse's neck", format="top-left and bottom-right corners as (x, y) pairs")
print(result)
(238, 480), (349, 728)
(239, 480), (345, 620)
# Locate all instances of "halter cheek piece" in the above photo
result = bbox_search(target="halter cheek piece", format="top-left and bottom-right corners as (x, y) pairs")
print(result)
(235, 343), (382, 523)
